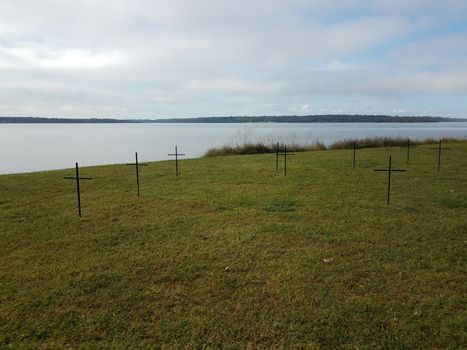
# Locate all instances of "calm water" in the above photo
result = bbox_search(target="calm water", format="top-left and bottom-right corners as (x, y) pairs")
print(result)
(1, 122), (466, 174)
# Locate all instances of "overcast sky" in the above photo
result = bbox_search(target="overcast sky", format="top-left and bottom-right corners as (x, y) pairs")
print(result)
(1, 0), (467, 118)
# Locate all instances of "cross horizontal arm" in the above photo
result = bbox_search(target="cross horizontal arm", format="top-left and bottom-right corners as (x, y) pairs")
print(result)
(126, 163), (148, 166)
(64, 176), (93, 180)
(373, 169), (406, 172)
(168, 154), (186, 156)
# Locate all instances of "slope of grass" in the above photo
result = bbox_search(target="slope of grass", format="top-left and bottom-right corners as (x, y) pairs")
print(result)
(1, 144), (466, 348)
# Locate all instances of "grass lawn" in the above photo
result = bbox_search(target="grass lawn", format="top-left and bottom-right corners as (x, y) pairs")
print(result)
(1, 143), (466, 348)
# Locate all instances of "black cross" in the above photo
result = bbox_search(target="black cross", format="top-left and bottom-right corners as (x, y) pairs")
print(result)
(429, 140), (451, 172)
(168, 145), (186, 176)
(64, 162), (92, 217)
(126, 152), (148, 196)
(374, 156), (406, 205)
(277, 145), (295, 176)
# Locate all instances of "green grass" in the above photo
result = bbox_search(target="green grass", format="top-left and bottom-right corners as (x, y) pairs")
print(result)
(1, 144), (466, 348)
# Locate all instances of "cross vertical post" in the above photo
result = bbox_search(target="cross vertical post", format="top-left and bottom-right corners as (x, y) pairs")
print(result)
(175, 146), (178, 176)
(126, 152), (148, 196)
(387, 156), (392, 205)
(63, 162), (92, 217)
(275, 142), (279, 175)
(407, 139), (410, 166)
(374, 156), (406, 205)
(353, 141), (356, 169)
(438, 140), (441, 171)
(75, 163), (81, 216)
(136, 152), (140, 195)
(429, 139), (451, 172)
(168, 145), (186, 177)
(402, 138), (416, 167)
(284, 145), (287, 176)
(277, 145), (295, 176)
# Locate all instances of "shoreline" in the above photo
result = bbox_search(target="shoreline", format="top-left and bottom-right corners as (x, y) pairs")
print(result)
(2, 137), (466, 176)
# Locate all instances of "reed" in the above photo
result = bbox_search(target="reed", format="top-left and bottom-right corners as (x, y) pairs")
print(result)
(205, 137), (466, 156)
(205, 141), (326, 157)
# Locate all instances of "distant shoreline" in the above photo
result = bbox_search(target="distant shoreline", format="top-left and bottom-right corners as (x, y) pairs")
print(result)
(1, 115), (466, 124)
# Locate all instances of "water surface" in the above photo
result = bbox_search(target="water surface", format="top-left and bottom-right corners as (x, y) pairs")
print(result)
(1, 122), (466, 174)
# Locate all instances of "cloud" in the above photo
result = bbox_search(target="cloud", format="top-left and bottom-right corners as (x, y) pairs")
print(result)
(0, 46), (124, 70)
(184, 79), (282, 94)
(0, 0), (466, 117)
(387, 33), (467, 69)
(306, 59), (356, 71)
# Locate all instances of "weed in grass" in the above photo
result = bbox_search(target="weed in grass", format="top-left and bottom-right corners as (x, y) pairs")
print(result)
(264, 199), (296, 212)
(439, 193), (467, 209)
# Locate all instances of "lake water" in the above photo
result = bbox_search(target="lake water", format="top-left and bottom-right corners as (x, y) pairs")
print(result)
(1, 122), (466, 174)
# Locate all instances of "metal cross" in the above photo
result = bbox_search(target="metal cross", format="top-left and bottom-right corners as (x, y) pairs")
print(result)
(168, 145), (186, 176)
(429, 140), (451, 172)
(64, 162), (92, 217)
(374, 156), (406, 205)
(277, 145), (295, 176)
(126, 152), (148, 196)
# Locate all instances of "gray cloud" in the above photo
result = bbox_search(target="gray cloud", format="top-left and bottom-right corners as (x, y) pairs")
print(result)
(0, 0), (466, 117)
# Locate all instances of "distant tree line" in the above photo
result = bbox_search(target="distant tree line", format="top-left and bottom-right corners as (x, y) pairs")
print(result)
(151, 115), (463, 123)
(0, 115), (465, 123)
(0, 117), (138, 123)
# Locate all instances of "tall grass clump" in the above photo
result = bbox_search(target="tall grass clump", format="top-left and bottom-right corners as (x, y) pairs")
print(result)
(205, 137), (466, 156)
(329, 136), (466, 149)
(205, 141), (326, 157)
(330, 137), (422, 149)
